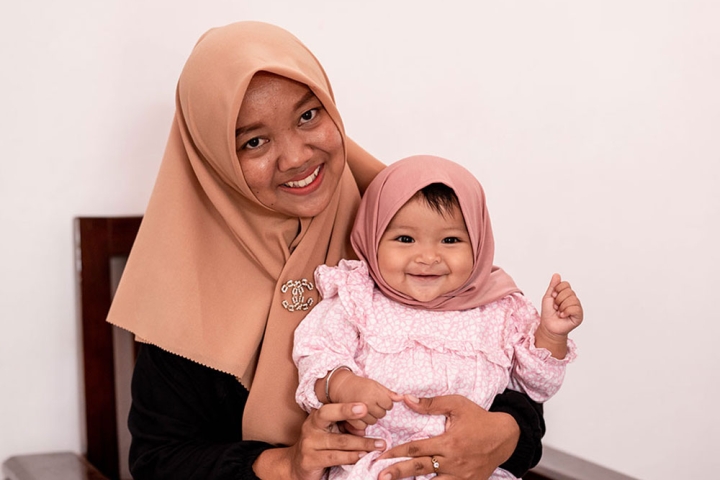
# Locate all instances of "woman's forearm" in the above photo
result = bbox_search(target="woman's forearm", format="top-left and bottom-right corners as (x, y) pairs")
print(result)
(487, 411), (521, 466)
(489, 390), (545, 476)
(253, 447), (293, 479)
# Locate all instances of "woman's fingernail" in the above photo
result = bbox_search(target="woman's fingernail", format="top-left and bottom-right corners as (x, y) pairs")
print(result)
(352, 404), (364, 415)
(358, 452), (367, 458)
(406, 394), (419, 403)
(380, 474), (392, 480)
(374, 440), (385, 449)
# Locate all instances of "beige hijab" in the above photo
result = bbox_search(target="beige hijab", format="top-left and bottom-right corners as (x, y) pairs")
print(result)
(107, 21), (375, 445)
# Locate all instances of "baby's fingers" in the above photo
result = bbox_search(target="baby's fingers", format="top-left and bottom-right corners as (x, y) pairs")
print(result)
(388, 391), (405, 403)
(553, 279), (573, 295)
(553, 282), (577, 304)
(365, 409), (384, 424)
(376, 390), (403, 411)
(345, 417), (370, 431)
(366, 399), (395, 424)
(544, 274), (562, 299)
(559, 303), (584, 321)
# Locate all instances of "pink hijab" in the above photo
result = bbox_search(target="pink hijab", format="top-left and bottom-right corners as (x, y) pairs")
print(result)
(351, 155), (520, 310)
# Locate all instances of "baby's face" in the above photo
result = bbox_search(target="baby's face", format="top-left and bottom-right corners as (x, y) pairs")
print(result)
(377, 197), (473, 302)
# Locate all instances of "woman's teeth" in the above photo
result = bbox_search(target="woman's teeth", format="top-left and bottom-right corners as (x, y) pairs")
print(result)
(284, 165), (321, 188)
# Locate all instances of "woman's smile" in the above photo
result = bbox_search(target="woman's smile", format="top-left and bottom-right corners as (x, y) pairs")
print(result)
(282, 164), (323, 190)
(236, 72), (345, 217)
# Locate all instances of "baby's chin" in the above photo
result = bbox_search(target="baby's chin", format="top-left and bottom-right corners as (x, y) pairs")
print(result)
(403, 290), (446, 303)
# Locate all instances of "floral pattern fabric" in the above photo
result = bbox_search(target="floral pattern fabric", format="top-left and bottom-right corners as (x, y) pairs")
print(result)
(293, 260), (576, 480)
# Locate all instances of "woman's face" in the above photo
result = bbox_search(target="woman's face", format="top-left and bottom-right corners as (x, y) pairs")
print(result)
(235, 72), (345, 217)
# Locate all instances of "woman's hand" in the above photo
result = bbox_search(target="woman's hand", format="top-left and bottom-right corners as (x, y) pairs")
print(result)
(377, 395), (520, 480)
(253, 402), (386, 480)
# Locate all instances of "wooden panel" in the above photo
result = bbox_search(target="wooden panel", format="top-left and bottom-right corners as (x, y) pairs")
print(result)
(75, 217), (142, 480)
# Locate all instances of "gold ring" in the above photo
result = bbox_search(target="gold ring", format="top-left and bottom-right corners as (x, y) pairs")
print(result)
(431, 456), (440, 473)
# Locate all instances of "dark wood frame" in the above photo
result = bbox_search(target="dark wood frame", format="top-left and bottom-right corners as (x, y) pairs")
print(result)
(76, 216), (142, 480)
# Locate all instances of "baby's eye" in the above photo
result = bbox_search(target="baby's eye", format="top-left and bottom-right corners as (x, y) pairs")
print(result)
(396, 235), (414, 243)
(299, 108), (320, 124)
(242, 137), (268, 150)
(442, 237), (460, 244)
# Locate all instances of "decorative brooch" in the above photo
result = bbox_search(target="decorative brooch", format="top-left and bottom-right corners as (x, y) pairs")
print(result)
(280, 279), (315, 312)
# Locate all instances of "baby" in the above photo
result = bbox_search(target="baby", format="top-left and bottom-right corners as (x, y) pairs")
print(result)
(293, 155), (583, 479)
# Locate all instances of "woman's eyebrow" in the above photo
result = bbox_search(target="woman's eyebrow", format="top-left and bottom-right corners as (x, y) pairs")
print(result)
(235, 92), (318, 137)
(235, 123), (262, 138)
(294, 90), (318, 110)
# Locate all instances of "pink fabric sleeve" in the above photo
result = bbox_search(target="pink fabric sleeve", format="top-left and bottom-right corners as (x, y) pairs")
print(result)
(507, 294), (577, 403)
(292, 265), (366, 412)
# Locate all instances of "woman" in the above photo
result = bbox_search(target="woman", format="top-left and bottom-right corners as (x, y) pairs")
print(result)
(107, 21), (544, 479)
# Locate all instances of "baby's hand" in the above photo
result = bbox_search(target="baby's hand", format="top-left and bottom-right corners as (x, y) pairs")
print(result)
(331, 371), (403, 429)
(540, 273), (584, 336)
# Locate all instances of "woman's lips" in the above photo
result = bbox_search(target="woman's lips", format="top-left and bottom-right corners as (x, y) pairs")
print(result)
(283, 165), (322, 188)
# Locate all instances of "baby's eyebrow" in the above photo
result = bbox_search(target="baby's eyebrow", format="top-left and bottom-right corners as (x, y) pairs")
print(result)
(384, 222), (417, 230)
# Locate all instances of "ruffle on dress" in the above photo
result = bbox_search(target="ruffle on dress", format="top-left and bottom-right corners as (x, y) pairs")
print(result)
(315, 259), (375, 318)
(317, 260), (512, 367)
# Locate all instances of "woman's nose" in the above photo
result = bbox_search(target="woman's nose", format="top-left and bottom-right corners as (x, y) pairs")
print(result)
(277, 130), (313, 172)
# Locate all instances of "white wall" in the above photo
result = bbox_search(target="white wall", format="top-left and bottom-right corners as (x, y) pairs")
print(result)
(1, 1), (718, 478)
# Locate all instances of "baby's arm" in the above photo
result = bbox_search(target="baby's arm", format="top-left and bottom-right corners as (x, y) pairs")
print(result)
(293, 280), (402, 429)
(314, 368), (403, 428)
(534, 273), (584, 359)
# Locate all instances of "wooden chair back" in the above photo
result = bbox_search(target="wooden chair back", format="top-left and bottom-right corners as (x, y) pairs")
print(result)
(75, 216), (142, 480)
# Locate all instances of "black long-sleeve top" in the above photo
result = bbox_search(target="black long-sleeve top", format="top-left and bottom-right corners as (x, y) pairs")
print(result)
(128, 343), (545, 479)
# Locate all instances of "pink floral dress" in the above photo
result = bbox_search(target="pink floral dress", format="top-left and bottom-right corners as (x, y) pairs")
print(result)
(293, 260), (576, 480)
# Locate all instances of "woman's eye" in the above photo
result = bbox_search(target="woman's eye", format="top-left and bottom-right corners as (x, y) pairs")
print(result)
(442, 237), (460, 244)
(242, 137), (268, 150)
(396, 235), (414, 243)
(299, 108), (319, 124)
